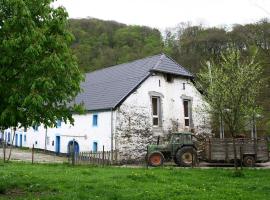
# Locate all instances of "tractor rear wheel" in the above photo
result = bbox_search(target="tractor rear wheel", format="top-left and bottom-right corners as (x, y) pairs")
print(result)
(175, 146), (197, 167)
(148, 152), (164, 167)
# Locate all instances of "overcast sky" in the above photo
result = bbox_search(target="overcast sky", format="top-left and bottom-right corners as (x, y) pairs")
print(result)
(53, 0), (270, 30)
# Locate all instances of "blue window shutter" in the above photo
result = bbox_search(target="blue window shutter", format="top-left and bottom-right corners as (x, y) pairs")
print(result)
(93, 114), (98, 126)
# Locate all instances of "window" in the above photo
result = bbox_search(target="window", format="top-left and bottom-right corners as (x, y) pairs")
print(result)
(56, 120), (61, 128)
(166, 74), (173, 83)
(93, 114), (98, 127)
(24, 135), (26, 142)
(183, 83), (186, 90)
(158, 80), (161, 87)
(183, 100), (191, 127)
(8, 132), (10, 142)
(93, 142), (98, 152)
(152, 97), (161, 126)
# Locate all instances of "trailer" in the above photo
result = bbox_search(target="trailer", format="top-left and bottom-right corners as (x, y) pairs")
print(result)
(203, 137), (269, 167)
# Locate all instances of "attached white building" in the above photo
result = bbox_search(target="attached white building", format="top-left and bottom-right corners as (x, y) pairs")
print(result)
(4, 54), (210, 161)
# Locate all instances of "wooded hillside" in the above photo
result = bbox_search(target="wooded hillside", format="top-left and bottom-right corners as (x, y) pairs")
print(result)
(68, 18), (270, 130)
(69, 18), (163, 72)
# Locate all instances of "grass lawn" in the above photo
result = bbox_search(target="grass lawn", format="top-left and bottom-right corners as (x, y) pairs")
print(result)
(0, 162), (270, 200)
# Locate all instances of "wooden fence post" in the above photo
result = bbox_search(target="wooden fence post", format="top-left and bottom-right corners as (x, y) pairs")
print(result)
(3, 140), (6, 162)
(32, 144), (34, 164)
(72, 139), (75, 166)
(102, 145), (105, 167)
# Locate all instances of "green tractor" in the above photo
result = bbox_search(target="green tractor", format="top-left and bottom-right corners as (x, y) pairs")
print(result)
(147, 132), (197, 167)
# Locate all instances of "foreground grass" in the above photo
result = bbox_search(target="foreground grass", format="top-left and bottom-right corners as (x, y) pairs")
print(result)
(0, 162), (269, 200)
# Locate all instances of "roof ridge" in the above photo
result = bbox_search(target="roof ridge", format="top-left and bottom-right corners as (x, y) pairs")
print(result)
(85, 53), (163, 75)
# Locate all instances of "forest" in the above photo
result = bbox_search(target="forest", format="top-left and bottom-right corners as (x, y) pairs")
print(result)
(68, 18), (270, 131)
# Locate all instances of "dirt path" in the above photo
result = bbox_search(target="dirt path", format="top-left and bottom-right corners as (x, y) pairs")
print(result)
(0, 148), (66, 163)
(1, 148), (269, 168)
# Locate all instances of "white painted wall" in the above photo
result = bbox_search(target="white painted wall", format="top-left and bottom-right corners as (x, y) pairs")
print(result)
(5, 111), (113, 154)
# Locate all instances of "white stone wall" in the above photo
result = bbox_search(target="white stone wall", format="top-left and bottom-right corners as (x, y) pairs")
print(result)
(114, 73), (211, 162)
(5, 111), (113, 154)
(117, 73), (210, 134)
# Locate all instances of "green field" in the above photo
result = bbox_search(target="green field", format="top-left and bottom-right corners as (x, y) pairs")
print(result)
(0, 162), (269, 200)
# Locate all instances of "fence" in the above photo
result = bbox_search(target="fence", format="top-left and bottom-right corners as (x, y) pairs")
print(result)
(69, 146), (119, 166)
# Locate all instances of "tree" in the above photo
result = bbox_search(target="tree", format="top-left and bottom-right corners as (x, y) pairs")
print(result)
(197, 48), (264, 169)
(0, 0), (83, 160)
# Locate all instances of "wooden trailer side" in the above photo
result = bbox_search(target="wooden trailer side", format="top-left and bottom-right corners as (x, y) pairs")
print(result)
(204, 138), (269, 163)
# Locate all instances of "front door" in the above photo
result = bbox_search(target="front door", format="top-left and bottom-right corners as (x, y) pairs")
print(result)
(19, 134), (22, 147)
(56, 136), (60, 154)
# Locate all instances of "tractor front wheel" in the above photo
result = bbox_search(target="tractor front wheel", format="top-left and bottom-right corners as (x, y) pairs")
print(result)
(148, 152), (164, 167)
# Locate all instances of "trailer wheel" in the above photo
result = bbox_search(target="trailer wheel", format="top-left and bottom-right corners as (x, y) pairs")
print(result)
(243, 156), (255, 167)
(148, 152), (164, 167)
(176, 146), (197, 167)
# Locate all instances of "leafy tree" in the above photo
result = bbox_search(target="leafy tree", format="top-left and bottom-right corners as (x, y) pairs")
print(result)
(0, 0), (83, 160)
(197, 48), (264, 169)
(164, 20), (270, 132)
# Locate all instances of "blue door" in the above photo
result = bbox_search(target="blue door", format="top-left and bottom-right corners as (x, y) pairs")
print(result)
(56, 136), (60, 154)
(19, 134), (22, 147)
(15, 134), (18, 147)
(93, 142), (98, 152)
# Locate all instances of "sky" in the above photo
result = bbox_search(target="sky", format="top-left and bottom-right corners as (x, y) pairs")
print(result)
(53, 0), (270, 30)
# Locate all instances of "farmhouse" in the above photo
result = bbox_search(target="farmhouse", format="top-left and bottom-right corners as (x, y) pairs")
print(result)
(3, 54), (210, 161)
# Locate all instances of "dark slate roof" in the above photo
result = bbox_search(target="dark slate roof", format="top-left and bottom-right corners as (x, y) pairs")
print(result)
(74, 53), (193, 111)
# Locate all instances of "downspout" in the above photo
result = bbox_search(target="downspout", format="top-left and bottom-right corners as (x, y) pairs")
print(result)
(110, 108), (114, 162)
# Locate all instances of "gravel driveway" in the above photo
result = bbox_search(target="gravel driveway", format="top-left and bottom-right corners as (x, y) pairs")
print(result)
(0, 147), (66, 163)
(1, 148), (269, 168)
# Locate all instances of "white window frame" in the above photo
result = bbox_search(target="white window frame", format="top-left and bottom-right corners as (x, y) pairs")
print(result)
(152, 96), (160, 126)
(183, 99), (190, 127)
